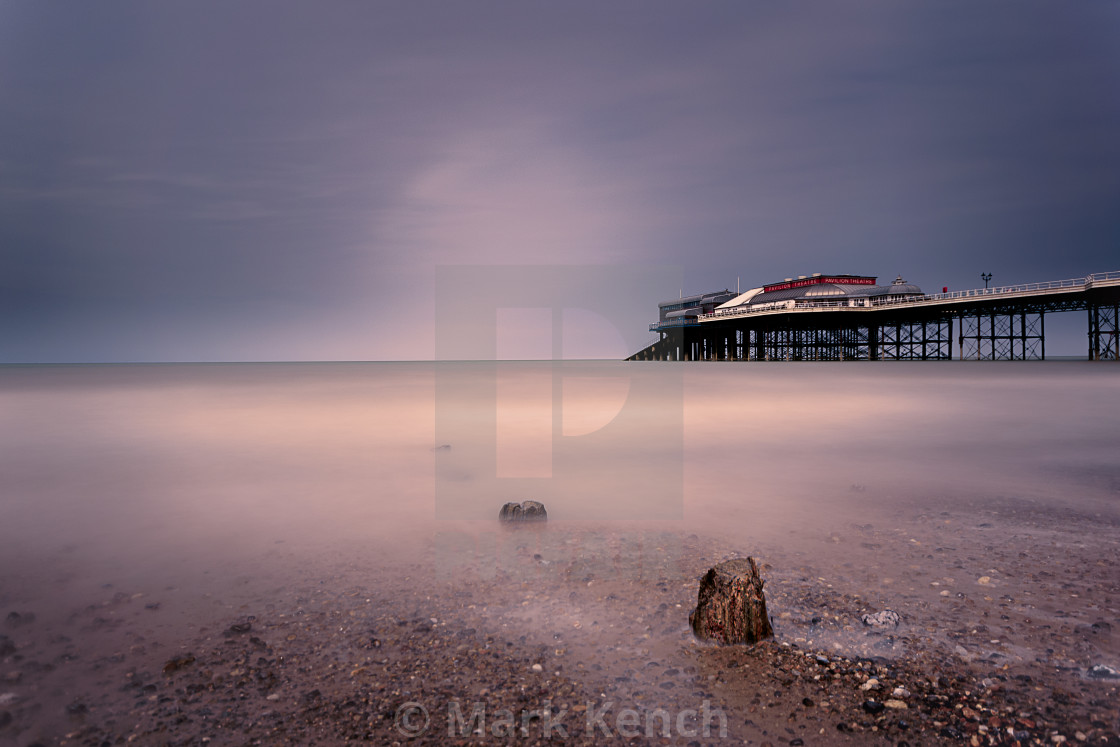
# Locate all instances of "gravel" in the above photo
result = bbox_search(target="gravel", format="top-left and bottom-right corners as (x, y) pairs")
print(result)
(2, 515), (1118, 745)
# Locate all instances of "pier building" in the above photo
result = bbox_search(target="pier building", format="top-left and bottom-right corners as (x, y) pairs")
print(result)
(632, 270), (1120, 362)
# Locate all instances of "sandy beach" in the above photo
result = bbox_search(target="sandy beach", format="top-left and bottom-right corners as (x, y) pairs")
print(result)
(3, 517), (1118, 745)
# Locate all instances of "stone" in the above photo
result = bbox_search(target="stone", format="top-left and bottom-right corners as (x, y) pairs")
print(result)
(498, 500), (547, 523)
(861, 610), (901, 629)
(1087, 664), (1120, 679)
(162, 654), (196, 674)
(688, 557), (773, 645)
(520, 501), (547, 520)
(0, 637), (13, 658)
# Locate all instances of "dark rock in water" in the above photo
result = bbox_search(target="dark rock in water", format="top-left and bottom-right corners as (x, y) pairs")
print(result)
(0, 636), (14, 658)
(521, 500), (547, 520)
(499, 500), (547, 522)
(689, 557), (773, 645)
(862, 699), (885, 714)
(862, 610), (901, 629)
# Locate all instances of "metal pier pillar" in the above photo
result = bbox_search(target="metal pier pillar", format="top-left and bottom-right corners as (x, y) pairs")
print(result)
(1090, 303), (1120, 361)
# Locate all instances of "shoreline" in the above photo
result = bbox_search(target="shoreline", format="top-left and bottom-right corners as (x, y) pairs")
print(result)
(3, 520), (1117, 745)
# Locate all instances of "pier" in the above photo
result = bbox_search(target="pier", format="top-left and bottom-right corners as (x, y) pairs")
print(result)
(631, 271), (1120, 362)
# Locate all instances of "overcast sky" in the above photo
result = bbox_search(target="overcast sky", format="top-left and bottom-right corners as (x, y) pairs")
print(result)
(2, 2), (1118, 361)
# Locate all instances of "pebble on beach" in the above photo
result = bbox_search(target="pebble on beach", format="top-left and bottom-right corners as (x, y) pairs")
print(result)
(861, 609), (901, 629)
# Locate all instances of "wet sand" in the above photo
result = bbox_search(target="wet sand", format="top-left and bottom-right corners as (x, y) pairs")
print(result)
(3, 505), (1118, 745)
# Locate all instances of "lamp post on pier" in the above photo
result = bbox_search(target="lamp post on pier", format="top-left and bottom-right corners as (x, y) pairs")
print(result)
(981, 272), (992, 290)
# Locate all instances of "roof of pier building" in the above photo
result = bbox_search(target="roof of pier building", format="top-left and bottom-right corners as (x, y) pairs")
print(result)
(658, 289), (735, 311)
(881, 276), (923, 295)
(658, 289), (736, 320)
(716, 274), (924, 310)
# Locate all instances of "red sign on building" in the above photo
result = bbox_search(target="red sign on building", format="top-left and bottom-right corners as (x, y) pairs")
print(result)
(762, 275), (877, 293)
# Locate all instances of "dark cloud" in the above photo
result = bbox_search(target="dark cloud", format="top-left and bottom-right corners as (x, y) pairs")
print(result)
(1, 2), (1117, 360)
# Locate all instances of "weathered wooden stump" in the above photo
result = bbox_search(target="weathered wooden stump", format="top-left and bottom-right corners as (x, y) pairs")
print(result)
(498, 500), (547, 522)
(689, 557), (773, 645)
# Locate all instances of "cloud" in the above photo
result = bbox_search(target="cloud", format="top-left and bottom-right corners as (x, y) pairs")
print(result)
(0, 2), (1117, 360)
(371, 122), (660, 268)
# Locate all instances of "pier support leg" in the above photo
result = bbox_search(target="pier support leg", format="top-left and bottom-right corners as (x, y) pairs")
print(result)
(1040, 312), (1045, 361)
(1089, 303), (1120, 361)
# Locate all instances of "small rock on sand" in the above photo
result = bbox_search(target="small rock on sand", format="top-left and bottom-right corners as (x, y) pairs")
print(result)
(163, 655), (196, 674)
(1087, 664), (1119, 679)
(861, 610), (901, 629)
